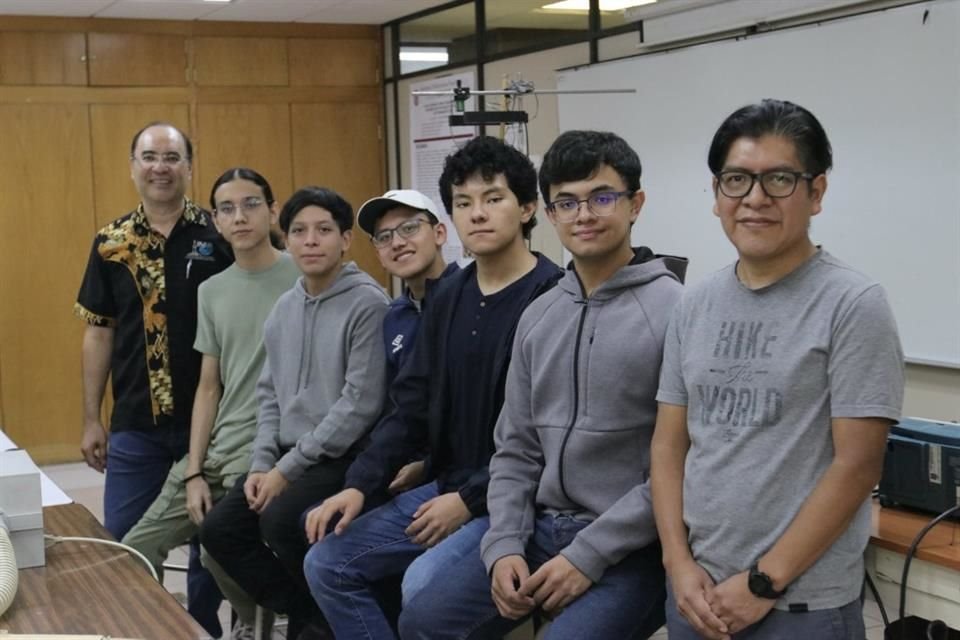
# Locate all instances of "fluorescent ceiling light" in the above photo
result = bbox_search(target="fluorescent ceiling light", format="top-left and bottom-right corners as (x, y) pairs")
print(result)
(542, 0), (656, 11)
(399, 51), (449, 63)
(203, 0), (233, 3)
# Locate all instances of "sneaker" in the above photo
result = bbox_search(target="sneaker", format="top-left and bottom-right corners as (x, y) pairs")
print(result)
(230, 621), (255, 640)
(230, 610), (276, 640)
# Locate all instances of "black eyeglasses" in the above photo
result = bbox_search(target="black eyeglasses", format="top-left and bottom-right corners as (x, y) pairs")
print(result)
(715, 170), (815, 198)
(545, 191), (633, 223)
(371, 216), (435, 248)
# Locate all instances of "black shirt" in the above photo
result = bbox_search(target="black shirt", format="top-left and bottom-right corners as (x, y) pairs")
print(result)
(75, 201), (232, 431)
(439, 266), (552, 492)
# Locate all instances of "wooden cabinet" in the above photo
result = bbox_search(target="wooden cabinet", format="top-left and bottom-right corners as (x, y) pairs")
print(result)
(193, 37), (288, 86)
(0, 31), (87, 85)
(88, 33), (187, 86)
(0, 18), (385, 463)
(292, 102), (387, 286)
(0, 105), (95, 461)
(289, 38), (380, 87)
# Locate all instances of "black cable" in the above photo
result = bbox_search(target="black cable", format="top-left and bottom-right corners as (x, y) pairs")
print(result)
(864, 569), (890, 627)
(898, 504), (960, 637)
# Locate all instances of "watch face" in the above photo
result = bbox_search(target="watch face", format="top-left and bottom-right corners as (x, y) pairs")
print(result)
(748, 571), (764, 593)
(749, 568), (778, 598)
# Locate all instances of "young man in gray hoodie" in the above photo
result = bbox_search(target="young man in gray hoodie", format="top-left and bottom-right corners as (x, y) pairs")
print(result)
(397, 130), (685, 640)
(200, 186), (389, 640)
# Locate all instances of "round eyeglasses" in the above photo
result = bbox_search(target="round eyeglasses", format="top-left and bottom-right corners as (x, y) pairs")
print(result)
(545, 191), (633, 223)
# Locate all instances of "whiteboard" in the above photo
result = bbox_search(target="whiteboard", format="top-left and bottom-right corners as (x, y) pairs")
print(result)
(557, 1), (960, 368)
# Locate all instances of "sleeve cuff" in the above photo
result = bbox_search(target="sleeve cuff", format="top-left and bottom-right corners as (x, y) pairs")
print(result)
(74, 303), (115, 327)
(559, 537), (607, 584)
(481, 538), (527, 575)
(458, 484), (487, 517)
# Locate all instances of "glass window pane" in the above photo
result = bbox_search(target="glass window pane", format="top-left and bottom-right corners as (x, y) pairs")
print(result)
(599, 0), (655, 30)
(484, 0), (588, 56)
(399, 3), (476, 75)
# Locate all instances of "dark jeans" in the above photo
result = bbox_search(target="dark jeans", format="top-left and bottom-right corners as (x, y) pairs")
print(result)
(200, 459), (350, 639)
(398, 513), (666, 640)
(104, 429), (223, 637)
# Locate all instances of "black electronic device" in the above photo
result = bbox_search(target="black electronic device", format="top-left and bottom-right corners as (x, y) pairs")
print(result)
(878, 418), (960, 516)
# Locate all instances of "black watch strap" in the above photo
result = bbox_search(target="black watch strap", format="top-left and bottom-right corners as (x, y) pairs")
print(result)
(748, 562), (786, 599)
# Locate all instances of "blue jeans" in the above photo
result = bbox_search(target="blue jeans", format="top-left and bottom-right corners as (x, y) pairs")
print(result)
(398, 513), (666, 640)
(104, 429), (224, 637)
(304, 482), (489, 640)
(402, 513), (488, 606)
(665, 586), (865, 639)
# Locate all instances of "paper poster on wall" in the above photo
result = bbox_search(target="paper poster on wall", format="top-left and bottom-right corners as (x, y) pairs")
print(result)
(410, 71), (477, 264)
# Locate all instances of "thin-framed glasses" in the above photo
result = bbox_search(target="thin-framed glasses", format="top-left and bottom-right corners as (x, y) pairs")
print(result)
(215, 197), (265, 217)
(715, 170), (815, 198)
(132, 151), (186, 168)
(545, 191), (633, 223)
(371, 216), (434, 248)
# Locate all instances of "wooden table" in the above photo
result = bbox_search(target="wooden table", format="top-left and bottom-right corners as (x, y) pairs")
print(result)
(0, 503), (209, 639)
(871, 501), (960, 572)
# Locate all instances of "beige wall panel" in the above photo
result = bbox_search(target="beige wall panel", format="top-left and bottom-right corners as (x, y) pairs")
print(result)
(87, 32), (187, 86)
(89, 105), (193, 229)
(196, 103), (294, 207)
(0, 105), (94, 463)
(288, 38), (379, 87)
(193, 37), (288, 87)
(291, 103), (387, 286)
(0, 31), (87, 85)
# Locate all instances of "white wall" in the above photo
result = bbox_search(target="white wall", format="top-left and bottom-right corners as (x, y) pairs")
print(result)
(387, 7), (959, 424)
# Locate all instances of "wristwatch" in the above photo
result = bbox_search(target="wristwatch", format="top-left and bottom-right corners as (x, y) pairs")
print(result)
(748, 563), (786, 599)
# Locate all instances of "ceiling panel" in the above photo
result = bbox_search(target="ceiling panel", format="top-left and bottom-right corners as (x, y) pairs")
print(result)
(0, 0), (114, 16)
(0, 0), (454, 24)
(95, 1), (220, 20)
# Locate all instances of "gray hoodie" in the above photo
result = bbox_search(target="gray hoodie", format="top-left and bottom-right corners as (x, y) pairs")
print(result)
(481, 251), (685, 582)
(250, 262), (390, 483)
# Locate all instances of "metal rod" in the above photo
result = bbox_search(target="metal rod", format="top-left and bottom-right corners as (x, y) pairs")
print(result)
(412, 88), (636, 96)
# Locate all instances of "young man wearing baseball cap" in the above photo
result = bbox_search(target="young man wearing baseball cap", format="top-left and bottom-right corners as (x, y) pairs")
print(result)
(356, 189), (459, 496)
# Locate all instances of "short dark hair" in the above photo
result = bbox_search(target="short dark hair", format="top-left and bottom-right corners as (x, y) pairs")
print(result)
(539, 130), (641, 201)
(130, 121), (193, 163)
(278, 186), (353, 234)
(708, 99), (833, 176)
(208, 167), (276, 211)
(438, 136), (538, 239)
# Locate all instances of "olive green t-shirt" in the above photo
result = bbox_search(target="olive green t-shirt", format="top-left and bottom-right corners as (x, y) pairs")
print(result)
(194, 253), (300, 475)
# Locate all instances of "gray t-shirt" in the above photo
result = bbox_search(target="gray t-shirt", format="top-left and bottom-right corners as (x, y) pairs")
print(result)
(657, 249), (904, 611)
(194, 253), (300, 476)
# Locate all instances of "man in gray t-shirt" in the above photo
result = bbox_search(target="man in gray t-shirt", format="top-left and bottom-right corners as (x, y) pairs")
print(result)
(652, 99), (904, 640)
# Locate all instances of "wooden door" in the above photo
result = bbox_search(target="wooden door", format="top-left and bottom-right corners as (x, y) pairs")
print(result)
(288, 38), (380, 87)
(0, 105), (95, 463)
(291, 102), (387, 286)
(195, 103), (294, 208)
(193, 37), (288, 86)
(87, 33), (187, 86)
(0, 31), (87, 85)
